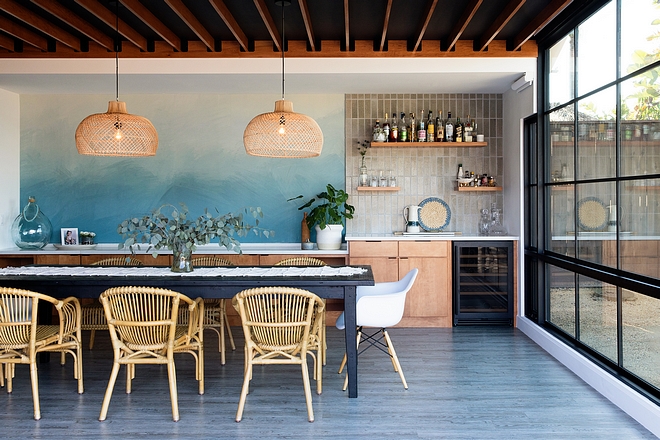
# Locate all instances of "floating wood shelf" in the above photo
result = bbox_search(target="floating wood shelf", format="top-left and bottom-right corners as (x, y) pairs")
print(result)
(357, 186), (400, 192)
(370, 141), (487, 148)
(457, 186), (502, 192)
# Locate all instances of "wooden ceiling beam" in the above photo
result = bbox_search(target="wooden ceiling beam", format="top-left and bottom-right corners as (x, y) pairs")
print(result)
(443, 0), (483, 52)
(379, 0), (393, 52)
(165, 0), (214, 51)
(209, 0), (249, 52)
(120, 0), (181, 51)
(344, 0), (349, 50)
(512, 0), (572, 51)
(31, 0), (114, 51)
(477, 0), (525, 51)
(0, 15), (48, 51)
(0, 31), (14, 51)
(411, 0), (439, 52)
(0, 0), (80, 50)
(253, 0), (281, 51)
(75, 0), (147, 52)
(298, 0), (315, 51)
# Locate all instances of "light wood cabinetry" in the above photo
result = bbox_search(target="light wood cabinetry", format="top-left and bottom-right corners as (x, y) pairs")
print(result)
(80, 254), (170, 266)
(348, 240), (452, 327)
(34, 254), (81, 265)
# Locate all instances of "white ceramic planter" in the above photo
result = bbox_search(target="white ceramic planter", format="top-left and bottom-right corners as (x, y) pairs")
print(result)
(315, 224), (343, 250)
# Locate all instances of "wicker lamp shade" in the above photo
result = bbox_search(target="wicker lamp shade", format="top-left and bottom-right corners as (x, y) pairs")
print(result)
(75, 101), (158, 157)
(244, 99), (323, 158)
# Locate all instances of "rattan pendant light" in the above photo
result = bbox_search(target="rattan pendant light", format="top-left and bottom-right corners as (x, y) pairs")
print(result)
(243, 1), (323, 158)
(75, 3), (158, 157)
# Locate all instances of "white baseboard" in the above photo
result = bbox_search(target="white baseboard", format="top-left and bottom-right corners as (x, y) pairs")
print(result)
(517, 316), (660, 437)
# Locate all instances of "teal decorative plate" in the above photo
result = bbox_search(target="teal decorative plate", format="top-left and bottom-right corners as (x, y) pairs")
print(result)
(418, 197), (451, 231)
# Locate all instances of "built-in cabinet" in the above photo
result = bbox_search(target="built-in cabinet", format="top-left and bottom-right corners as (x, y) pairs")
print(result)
(348, 240), (452, 327)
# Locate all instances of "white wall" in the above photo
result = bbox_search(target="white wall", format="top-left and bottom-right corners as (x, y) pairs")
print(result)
(0, 88), (19, 248)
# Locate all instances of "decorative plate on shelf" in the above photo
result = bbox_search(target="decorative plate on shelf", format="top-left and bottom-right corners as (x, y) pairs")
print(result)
(53, 244), (97, 250)
(418, 197), (451, 231)
(577, 197), (608, 231)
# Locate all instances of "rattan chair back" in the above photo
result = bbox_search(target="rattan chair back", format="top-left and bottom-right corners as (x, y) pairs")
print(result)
(190, 256), (232, 267)
(274, 257), (327, 266)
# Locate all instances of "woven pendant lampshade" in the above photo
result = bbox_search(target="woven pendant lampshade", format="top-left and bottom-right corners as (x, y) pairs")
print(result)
(244, 99), (323, 158)
(75, 101), (158, 156)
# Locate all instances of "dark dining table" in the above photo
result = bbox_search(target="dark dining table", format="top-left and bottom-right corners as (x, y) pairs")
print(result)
(0, 264), (374, 398)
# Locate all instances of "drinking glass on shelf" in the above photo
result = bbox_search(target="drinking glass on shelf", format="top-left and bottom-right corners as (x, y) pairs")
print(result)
(379, 170), (387, 187)
(370, 175), (378, 187)
(389, 170), (397, 187)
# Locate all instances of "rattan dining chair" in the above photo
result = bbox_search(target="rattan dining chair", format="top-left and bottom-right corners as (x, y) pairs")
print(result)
(82, 257), (143, 349)
(336, 268), (418, 391)
(98, 286), (204, 422)
(233, 286), (325, 422)
(188, 256), (235, 365)
(0, 287), (83, 420)
(274, 257), (328, 366)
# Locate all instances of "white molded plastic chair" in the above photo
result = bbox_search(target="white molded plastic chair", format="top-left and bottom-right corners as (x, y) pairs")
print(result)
(336, 268), (418, 390)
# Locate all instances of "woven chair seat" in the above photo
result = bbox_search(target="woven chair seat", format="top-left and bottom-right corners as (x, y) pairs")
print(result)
(0, 287), (83, 420)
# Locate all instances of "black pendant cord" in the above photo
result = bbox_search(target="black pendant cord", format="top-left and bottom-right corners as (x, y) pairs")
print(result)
(115, 1), (119, 102)
(281, 0), (285, 100)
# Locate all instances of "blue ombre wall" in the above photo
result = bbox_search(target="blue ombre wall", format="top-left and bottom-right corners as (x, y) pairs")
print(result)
(19, 93), (345, 243)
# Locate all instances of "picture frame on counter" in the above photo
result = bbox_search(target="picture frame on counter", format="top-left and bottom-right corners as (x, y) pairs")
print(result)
(61, 228), (79, 245)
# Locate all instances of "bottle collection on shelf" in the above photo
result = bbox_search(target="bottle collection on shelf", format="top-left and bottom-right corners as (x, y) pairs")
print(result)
(457, 163), (497, 187)
(372, 111), (479, 143)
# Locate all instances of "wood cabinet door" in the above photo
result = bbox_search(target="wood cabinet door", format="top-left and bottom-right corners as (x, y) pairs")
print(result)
(399, 255), (452, 327)
(349, 257), (398, 283)
(34, 255), (81, 265)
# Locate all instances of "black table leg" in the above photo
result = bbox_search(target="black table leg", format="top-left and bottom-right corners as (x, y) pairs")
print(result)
(344, 286), (357, 398)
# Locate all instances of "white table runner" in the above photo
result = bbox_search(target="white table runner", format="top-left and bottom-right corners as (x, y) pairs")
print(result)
(0, 266), (367, 278)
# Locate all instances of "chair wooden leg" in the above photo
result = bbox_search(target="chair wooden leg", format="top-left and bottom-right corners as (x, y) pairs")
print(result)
(99, 362), (121, 421)
(76, 345), (84, 394)
(30, 362), (41, 420)
(89, 329), (96, 350)
(236, 361), (253, 422)
(301, 360), (314, 422)
(0, 363), (4, 388)
(222, 300), (236, 351)
(316, 345), (323, 395)
(338, 353), (346, 374)
(6, 364), (13, 393)
(126, 365), (133, 394)
(167, 360), (179, 422)
(383, 330), (408, 389)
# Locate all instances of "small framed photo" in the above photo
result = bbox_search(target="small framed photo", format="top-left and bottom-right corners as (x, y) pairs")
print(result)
(61, 228), (79, 245)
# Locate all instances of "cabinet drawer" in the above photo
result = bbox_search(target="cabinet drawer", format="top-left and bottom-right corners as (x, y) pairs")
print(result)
(399, 240), (449, 258)
(349, 241), (398, 258)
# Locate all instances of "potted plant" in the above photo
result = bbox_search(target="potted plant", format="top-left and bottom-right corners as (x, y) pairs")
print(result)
(291, 184), (355, 250)
(117, 203), (272, 272)
(79, 231), (96, 245)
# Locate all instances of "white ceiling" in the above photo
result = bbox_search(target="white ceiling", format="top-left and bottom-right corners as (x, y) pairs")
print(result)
(0, 57), (537, 95)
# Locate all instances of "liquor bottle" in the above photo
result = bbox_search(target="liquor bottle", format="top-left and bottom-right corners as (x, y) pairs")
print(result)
(427, 110), (435, 142)
(455, 117), (463, 142)
(409, 113), (416, 142)
(436, 110), (444, 142)
(372, 119), (381, 142)
(464, 115), (473, 142)
(390, 112), (398, 142)
(399, 112), (408, 142)
(445, 111), (454, 142)
(417, 109), (426, 142)
(382, 113), (390, 142)
(457, 163), (464, 179)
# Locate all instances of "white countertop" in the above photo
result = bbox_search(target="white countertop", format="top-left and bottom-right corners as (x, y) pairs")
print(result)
(0, 243), (348, 256)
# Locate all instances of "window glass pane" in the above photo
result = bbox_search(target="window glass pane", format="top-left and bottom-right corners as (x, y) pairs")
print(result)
(549, 107), (574, 182)
(578, 275), (617, 362)
(548, 32), (574, 109)
(548, 264), (575, 337)
(621, 0), (660, 76)
(576, 182), (616, 264)
(577, 87), (616, 180)
(549, 183), (574, 254)
(620, 178), (660, 279)
(577, 2), (616, 96)
(621, 66), (660, 178)
(622, 289), (660, 389)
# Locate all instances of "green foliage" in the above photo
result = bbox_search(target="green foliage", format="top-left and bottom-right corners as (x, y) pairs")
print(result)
(291, 183), (355, 230)
(117, 203), (272, 258)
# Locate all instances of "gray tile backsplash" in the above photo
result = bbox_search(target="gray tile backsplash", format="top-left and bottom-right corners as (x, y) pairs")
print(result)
(345, 93), (504, 236)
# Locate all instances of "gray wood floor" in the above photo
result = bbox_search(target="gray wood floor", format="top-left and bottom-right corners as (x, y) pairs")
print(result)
(0, 326), (656, 439)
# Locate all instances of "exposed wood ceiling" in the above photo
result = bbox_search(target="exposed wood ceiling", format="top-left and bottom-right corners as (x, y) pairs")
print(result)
(0, 0), (574, 59)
